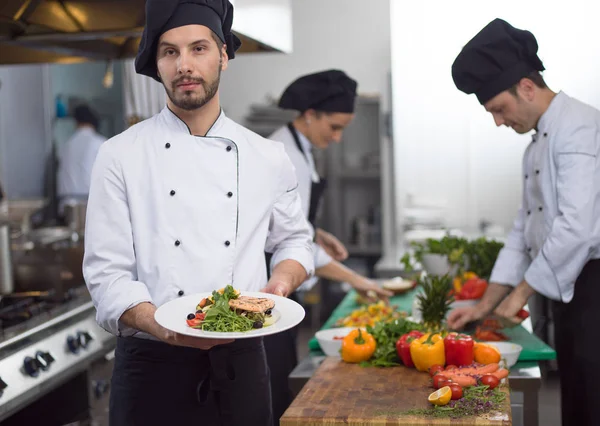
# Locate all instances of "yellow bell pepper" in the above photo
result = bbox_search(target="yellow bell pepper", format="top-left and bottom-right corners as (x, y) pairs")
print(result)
(453, 271), (478, 293)
(463, 271), (478, 280)
(453, 277), (463, 293)
(409, 333), (445, 372)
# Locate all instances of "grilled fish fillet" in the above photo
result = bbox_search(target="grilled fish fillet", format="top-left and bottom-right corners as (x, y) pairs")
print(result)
(228, 296), (275, 313)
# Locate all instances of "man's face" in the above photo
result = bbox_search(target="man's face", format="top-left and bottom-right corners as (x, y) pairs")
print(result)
(156, 25), (227, 111)
(306, 111), (355, 149)
(483, 88), (537, 134)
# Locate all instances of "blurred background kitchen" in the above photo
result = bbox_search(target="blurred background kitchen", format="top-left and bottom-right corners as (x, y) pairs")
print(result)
(0, 0), (599, 425)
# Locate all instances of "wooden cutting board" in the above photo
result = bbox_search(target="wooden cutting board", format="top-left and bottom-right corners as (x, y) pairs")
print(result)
(280, 358), (512, 426)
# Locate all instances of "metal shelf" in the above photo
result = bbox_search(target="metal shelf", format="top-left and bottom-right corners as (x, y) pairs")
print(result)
(338, 169), (381, 180)
(346, 244), (382, 257)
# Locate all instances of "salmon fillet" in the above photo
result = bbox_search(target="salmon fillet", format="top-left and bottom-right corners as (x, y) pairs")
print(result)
(228, 296), (275, 313)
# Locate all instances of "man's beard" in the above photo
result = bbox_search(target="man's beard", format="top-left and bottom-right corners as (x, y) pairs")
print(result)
(164, 67), (221, 111)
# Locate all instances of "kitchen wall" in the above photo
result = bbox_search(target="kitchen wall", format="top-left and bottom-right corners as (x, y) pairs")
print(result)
(0, 60), (125, 200)
(390, 0), (600, 236)
(50, 61), (125, 151)
(220, 0), (392, 122)
(0, 65), (52, 198)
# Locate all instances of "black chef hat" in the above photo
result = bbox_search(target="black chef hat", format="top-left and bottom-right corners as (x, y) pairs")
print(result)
(278, 70), (358, 114)
(73, 104), (99, 130)
(135, 0), (242, 81)
(452, 18), (545, 104)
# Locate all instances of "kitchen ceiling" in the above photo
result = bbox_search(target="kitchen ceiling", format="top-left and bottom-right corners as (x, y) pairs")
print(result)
(0, 0), (279, 65)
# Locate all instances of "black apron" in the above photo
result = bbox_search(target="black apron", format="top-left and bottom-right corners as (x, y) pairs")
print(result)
(263, 124), (327, 424)
(110, 337), (273, 426)
(285, 122), (328, 227)
(552, 258), (600, 426)
(264, 123), (327, 277)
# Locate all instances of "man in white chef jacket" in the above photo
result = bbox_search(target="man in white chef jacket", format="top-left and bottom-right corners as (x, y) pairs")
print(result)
(263, 69), (392, 421)
(57, 104), (106, 209)
(82, 1), (314, 425)
(447, 18), (600, 426)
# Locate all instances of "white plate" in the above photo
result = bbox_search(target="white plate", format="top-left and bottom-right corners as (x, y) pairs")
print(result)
(154, 291), (305, 339)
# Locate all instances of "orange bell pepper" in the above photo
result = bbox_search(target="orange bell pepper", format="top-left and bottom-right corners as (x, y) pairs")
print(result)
(341, 329), (376, 363)
(473, 342), (501, 364)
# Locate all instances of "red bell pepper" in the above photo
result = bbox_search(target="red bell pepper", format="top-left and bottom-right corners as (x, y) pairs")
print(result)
(458, 278), (488, 300)
(396, 330), (424, 368)
(444, 332), (474, 367)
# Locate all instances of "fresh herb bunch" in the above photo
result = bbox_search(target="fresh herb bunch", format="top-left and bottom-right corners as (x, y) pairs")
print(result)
(360, 318), (425, 367)
(463, 238), (504, 280)
(401, 235), (469, 272)
(401, 235), (504, 280)
(416, 274), (454, 331)
(404, 385), (507, 419)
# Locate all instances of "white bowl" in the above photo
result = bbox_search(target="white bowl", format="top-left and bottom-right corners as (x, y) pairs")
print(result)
(482, 341), (523, 367)
(420, 254), (458, 277)
(315, 327), (356, 357)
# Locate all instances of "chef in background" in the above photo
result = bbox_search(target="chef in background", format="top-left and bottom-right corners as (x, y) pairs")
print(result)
(57, 104), (106, 209)
(264, 69), (392, 422)
(447, 18), (600, 426)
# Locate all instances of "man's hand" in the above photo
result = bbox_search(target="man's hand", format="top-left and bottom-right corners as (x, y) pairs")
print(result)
(156, 326), (232, 350)
(447, 304), (488, 330)
(121, 302), (233, 349)
(261, 259), (307, 297)
(447, 282), (513, 330)
(493, 280), (535, 324)
(315, 228), (348, 261)
(261, 277), (293, 297)
(353, 276), (393, 303)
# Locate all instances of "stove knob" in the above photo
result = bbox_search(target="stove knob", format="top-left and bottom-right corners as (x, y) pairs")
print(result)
(0, 377), (7, 396)
(23, 356), (40, 377)
(67, 335), (80, 354)
(77, 331), (93, 349)
(35, 351), (54, 371)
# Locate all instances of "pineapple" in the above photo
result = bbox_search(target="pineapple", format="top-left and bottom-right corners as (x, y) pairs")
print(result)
(416, 274), (454, 332)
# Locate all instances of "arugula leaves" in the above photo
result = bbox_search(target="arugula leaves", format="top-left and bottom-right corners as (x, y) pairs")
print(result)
(202, 285), (254, 332)
(360, 318), (425, 367)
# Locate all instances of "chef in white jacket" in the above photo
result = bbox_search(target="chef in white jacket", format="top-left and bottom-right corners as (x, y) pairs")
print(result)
(264, 70), (392, 421)
(57, 104), (105, 208)
(82, 1), (314, 425)
(447, 19), (600, 426)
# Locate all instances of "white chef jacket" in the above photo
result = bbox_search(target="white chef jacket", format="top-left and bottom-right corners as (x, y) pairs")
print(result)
(83, 108), (314, 337)
(269, 125), (333, 291)
(57, 126), (106, 200)
(490, 91), (600, 303)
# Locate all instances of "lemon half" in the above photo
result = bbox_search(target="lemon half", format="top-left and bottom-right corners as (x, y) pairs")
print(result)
(428, 386), (452, 406)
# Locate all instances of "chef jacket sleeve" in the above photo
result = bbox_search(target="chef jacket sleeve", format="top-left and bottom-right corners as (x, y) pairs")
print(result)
(489, 205), (531, 286)
(525, 125), (599, 302)
(83, 141), (153, 337)
(314, 240), (333, 269)
(265, 147), (315, 277)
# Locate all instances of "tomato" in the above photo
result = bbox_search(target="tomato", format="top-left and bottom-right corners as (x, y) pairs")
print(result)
(516, 309), (530, 320)
(480, 374), (500, 390)
(445, 365), (458, 371)
(429, 365), (444, 377)
(186, 318), (203, 328)
(433, 375), (451, 389)
(437, 378), (453, 389)
(449, 383), (463, 400)
(195, 312), (206, 321)
(459, 278), (488, 300)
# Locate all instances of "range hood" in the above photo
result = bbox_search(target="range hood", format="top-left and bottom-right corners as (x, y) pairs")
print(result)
(0, 0), (292, 65)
